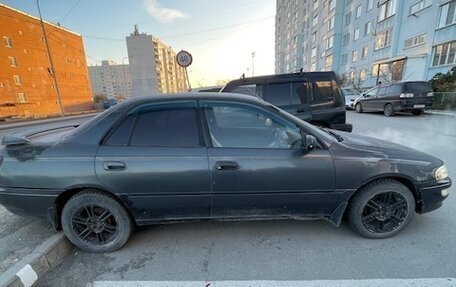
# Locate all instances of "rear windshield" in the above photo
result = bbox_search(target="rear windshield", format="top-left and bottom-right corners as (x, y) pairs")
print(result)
(404, 82), (433, 93)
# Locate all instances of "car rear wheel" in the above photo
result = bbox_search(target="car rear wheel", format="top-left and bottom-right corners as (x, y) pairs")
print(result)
(355, 103), (363, 113)
(61, 190), (132, 253)
(384, 104), (395, 117)
(348, 179), (415, 238)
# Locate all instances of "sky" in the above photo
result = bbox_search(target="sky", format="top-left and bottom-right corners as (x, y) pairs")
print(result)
(1, 0), (276, 87)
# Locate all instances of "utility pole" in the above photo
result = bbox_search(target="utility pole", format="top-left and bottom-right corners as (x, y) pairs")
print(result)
(37, 0), (65, 115)
(251, 52), (255, 77)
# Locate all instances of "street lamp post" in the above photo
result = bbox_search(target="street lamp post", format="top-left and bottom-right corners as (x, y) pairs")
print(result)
(37, 0), (65, 116)
(122, 56), (128, 99)
(251, 52), (256, 77)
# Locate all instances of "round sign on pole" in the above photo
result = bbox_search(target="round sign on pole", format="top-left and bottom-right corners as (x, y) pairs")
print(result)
(176, 50), (192, 68)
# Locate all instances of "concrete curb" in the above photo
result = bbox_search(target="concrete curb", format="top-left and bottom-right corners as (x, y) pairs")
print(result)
(0, 233), (72, 287)
(425, 110), (456, 117)
(0, 112), (98, 131)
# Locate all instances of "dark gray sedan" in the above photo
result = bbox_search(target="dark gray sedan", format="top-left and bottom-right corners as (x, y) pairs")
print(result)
(0, 93), (451, 252)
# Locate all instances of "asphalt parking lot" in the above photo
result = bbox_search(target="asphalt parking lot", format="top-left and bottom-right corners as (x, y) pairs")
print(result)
(34, 111), (456, 286)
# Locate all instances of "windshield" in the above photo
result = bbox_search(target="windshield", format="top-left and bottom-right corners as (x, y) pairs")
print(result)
(342, 88), (358, 96)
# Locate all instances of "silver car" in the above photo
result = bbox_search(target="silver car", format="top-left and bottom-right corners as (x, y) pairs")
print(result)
(342, 87), (360, 110)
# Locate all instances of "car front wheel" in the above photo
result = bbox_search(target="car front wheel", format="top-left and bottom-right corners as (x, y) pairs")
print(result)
(355, 103), (363, 113)
(348, 179), (415, 238)
(61, 190), (132, 253)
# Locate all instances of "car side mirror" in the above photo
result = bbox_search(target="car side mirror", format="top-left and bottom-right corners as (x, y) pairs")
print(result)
(362, 93), (366, 97)
(303, 134), (317, 150)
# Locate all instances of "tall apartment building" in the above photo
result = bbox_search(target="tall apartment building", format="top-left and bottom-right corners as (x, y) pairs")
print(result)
(89, 60), (132, 100)
(275, 0), (456, 88)
(126, 26), (189, 97)
(0, 4), (93, 117)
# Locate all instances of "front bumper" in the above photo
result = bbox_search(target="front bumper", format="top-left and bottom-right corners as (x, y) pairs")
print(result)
(417, 178), (451, 214)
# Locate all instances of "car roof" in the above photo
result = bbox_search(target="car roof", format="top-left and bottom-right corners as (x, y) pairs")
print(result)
(120, 92), (265, 106)
(223, 71), (336, 87)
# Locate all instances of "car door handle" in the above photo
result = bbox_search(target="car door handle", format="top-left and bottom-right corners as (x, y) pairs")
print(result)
(103, 161), (126, 171)
(215, 161), (239, 171)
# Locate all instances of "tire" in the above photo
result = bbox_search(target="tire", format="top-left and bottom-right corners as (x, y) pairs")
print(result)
(348, 179), (415, 239)
(384, 104), (395, 117)
(61, 190), (132, 253)
(412, 109), (424, 115)
(355, 103), (363, 113)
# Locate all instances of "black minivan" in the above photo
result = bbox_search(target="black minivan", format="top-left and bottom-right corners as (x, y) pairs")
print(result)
(220, 72), (352, 132)
(354, 81), (434, 116)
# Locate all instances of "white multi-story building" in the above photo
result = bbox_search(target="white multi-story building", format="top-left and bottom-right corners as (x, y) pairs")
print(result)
(275, 0), (456, 88)
(126, 25), (189, 97)
(88, 60), (132, 99)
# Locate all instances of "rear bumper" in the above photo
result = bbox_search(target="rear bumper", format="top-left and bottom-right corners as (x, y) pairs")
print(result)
(417, 178), (451, 214)
(0, 186), (60, 220)
(395, 98), (433, 111)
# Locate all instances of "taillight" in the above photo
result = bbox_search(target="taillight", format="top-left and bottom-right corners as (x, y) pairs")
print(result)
(427, 92), (434, 97)
(400, 93), (414, 98)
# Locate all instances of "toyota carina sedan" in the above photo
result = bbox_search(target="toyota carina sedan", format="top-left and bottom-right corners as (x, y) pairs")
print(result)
(0, 93), (451, 252)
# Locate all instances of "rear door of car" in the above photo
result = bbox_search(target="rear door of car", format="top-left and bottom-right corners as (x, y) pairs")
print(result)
(95, 101), (211, 224)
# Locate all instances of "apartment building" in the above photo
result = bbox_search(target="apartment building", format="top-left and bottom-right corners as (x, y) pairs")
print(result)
(126, 26), (189, 97)
(89, 60), (132, 100)
(275, 0), (456, 88)
(0, 4), (93, 117)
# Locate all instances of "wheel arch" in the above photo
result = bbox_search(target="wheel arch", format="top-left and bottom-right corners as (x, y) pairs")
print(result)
(53, 186), (137, 231)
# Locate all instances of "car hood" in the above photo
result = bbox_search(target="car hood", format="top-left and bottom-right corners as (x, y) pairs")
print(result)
(335, 131), (441, 164)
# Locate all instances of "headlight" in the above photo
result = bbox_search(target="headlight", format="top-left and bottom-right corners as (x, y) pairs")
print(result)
(435, 165), (449, 181)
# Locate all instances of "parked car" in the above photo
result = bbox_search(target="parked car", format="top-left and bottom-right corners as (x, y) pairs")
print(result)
(0, 93), (451, 252)
(354, 81), (434, 116)
(342, 87), (360, 110)
(220, 72), (352, 132)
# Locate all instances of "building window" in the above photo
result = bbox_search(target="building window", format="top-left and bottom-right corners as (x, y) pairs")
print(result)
(328, 16), (335, 31)
(341, 53), (348, 65)
(354, 28), (360, 40)
(432, 40), (456, 66)
(438, 1), (456, 28)
(404, 34), (426, 49)
(311, 47), (317, 58)
(360, 69), (367, 81)
(352, 50), (358, 62)
(326, 36), (334, 49)
(379, 0), (397, 22)
(343, 33), (350, 46)
(312, 14), (319, 27)
(347, 0), (353, 5)
(314, 0), (319, 10)
(311, 62), (317, 71)
(410, 0), (431, 15)
(13, 75), (22, 86)
(9, 56), (17, 67)
(329, 0), (336, 11)
(17, 92), (27, 103)
(375, 30), (391, 50)
(345, 12), (351, 25)
(356, 5), (362, 18)
(367, 0), (374, 11)
(312, 31), (317, 43)
(3, 36), (12, 47)
(365, 21), (372, 35)
(362, 46), (369, 59)
(325, 54), (333, 68)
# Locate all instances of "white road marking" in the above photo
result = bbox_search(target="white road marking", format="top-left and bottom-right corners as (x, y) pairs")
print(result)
(15, 264), (38, 287)
(91, 278), (456, 287)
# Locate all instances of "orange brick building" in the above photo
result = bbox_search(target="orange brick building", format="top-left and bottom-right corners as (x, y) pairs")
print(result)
(0, 4), (93, 118)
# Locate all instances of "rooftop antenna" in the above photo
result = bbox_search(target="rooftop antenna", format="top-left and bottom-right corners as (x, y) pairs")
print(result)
(133, 24), (140, 35)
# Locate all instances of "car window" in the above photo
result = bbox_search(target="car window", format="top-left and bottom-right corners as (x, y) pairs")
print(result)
(312, 78), (334, 104)
(226, 84), (263, 98)
(292, 81), (309, 105)
(204, 104), (302, 149)
(389, 84), (402, 95)
(404, 82), (433, 93)
(105, 115), (136, 145)
(365, 87), (378, 97)
(129, 108), (200, 147)
(265, 83), (292, 106)
(377, 86), (388, 96)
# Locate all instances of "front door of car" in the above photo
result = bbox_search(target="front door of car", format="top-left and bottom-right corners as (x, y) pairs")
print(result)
(95, 102), (211, 224)
(361, 87), (378, 110)
(201, 101), (336, 218)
